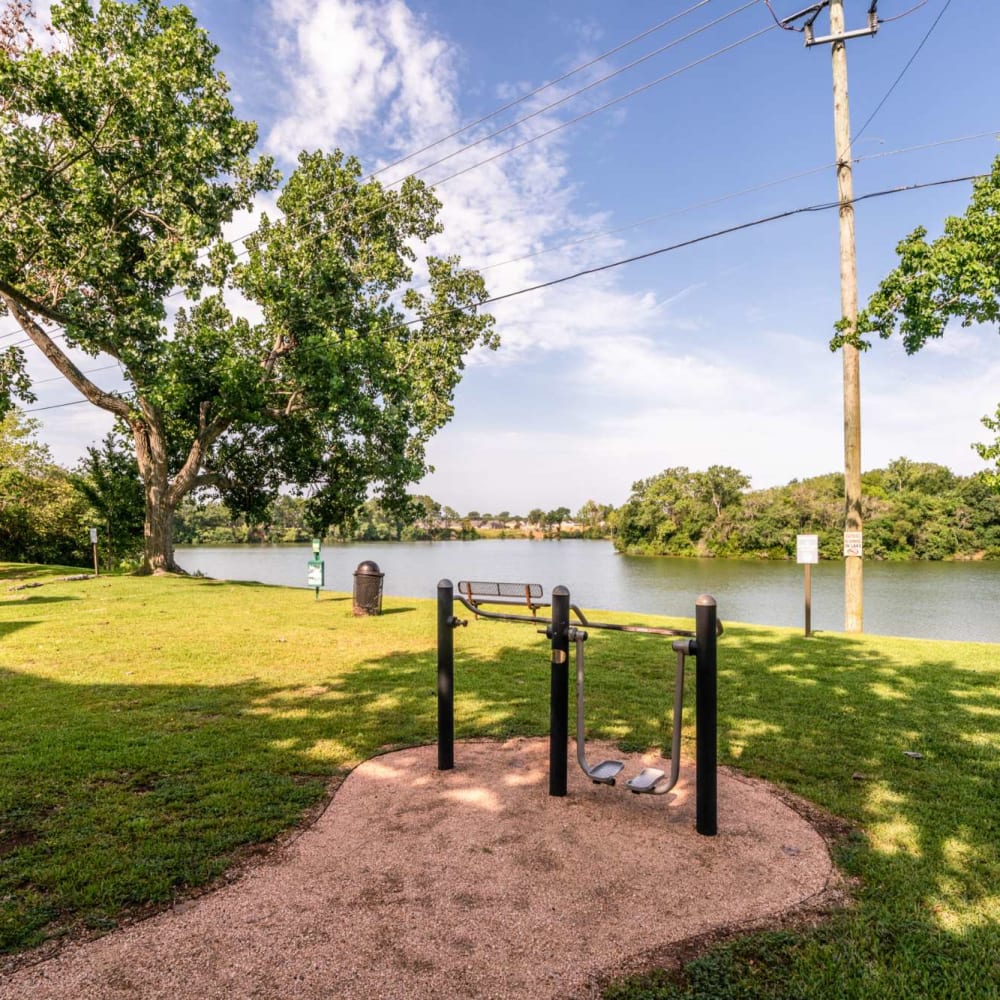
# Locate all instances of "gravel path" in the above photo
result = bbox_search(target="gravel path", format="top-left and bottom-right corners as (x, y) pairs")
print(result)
(1, 739), (835, 999)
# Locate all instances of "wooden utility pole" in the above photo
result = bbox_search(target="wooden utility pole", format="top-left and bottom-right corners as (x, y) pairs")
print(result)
(830, 0), (863, 633)
(786, 0), (877, 633)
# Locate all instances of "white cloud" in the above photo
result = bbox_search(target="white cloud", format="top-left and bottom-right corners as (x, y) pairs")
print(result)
(262, 0), (681, 373)
(920, 321), (996, 358)
(266, 0), (457, 161)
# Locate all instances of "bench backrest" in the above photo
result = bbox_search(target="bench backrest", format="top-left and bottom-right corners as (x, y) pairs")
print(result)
(457, 580), (543, 599)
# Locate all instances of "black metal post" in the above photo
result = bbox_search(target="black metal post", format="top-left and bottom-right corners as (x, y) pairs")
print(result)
(695, 594), (718, 836)
(549, 585), (570, 797)
(437, 579), (455, 771)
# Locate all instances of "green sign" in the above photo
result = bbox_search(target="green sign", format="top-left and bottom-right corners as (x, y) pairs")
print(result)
(307, 559), (324, 588)
(312, 537), (322, 555)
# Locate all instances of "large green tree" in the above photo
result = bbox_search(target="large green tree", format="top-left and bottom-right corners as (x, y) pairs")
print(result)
(0, 1), (494, 572)
(838, 155), (1000, 487)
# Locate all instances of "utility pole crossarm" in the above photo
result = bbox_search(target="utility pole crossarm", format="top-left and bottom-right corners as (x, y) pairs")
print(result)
(805, 9), (877, 46)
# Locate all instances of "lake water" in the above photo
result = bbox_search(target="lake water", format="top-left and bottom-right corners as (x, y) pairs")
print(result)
(176, 539), (1000, 644)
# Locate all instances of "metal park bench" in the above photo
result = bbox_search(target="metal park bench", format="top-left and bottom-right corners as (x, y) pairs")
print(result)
(456, 580), (545, 618)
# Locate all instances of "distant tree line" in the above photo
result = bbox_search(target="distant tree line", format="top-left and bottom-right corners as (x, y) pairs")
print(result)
(174, 496), (613, 544)
(613, 461), (1000, 560)
(4, 408), (999, 566)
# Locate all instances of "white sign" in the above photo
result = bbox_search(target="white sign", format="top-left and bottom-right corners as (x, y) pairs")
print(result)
(796, 534), (819, 564)
(843, 531), (863, 558)
(89, 528), (98, 544)
(307, 561), (324, 588)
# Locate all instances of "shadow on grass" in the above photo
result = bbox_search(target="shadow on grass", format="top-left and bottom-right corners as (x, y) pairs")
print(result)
(0, 632), (553, 955)
(2, 596), (82, 606)
(0, 564), (88, 582)
(609, 625), (1000, 1000)
(1, 618), (998, 998)
(0, 620), (41, 639)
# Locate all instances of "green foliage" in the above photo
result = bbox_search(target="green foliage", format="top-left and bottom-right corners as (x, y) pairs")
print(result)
(837, 156), (1000, 487)
(71, 429), (145, 568)
(0, 3), (494, 573)
(545, 506), (571, 530)
(976, 404), (1000, 491)
(0, 0), (272, 343)
(614, 466), (748, 556)
(613, 461), (1000, 560)
(222, 149), (496, 536)
(576, 499), (614, 539)
(0, 410), (89, 564)
(173, 492), (466, 545)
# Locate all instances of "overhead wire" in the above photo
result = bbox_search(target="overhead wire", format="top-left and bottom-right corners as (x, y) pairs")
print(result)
(368, 0), (714, 180)
(852, 0), (954, 145)
(425, 22), (778, 189)
(878, 1), (929, 24)
(383, 1), (762, 186)
(21, 167), (985, 419)
(469, 173), (985, 310)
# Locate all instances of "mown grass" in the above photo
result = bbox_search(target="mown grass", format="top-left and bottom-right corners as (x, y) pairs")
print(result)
(0, 562), (998, 998)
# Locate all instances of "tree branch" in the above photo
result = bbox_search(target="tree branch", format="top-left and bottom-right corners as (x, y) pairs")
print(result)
(0, 277), (72, 327)
(0, 291), (130, 418)
(165, 401), (232, 507)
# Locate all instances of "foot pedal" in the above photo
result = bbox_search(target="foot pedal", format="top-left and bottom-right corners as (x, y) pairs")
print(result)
(626, 767), (666, 794)
(587, 760), (625, 785)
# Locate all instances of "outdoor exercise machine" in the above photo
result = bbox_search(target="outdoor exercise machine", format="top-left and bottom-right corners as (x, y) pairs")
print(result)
(436, 579), (720, 836)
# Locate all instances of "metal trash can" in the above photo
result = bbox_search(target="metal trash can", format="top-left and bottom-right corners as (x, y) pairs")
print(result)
(352, 560), (385, 616)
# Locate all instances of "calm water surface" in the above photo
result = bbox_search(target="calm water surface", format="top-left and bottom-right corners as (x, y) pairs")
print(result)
(176, 539), (1000, 643)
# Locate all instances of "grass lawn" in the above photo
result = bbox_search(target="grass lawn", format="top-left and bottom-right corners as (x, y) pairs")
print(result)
(0, 562), (998, 998)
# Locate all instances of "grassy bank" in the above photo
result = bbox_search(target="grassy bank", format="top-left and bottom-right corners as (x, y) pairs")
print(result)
(0, 563), (997, 997)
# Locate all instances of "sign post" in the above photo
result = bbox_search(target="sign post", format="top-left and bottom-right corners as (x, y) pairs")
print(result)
(796, 534), (819, 636)
(89, 527), (99, 577)
(307, 538), (324, 600)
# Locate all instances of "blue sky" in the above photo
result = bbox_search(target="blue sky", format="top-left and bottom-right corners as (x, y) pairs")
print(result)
(22, 0), (1000, 514)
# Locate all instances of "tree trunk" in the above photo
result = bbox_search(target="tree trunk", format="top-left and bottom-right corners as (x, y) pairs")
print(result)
(131, 416), (184, 575)
(142, 492), (180, 574)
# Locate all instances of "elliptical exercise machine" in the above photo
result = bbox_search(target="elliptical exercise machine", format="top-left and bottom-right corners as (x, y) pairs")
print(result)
(436, 579), (721, 836)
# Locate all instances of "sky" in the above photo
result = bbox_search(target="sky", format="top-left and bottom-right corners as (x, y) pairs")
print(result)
(14, 0), (1000, 515)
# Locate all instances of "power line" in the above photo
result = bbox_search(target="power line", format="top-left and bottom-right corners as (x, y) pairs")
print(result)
(852, 0), (953, 144)
(426, 23), (777, 189)
(389, 1), (762, 186)
(25, 397), (96, 413)
(22, 171), (984, 420)
(32, 362), (120, 386)
(463, 173), (987, 310)
(879, 1), (929, 24)
(369, 0), (715, 181)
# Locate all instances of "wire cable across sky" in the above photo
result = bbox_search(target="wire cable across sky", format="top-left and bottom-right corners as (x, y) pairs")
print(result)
(22, 169), (986, 415)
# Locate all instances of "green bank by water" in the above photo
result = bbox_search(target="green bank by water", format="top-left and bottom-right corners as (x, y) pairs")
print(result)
(0, 564), (998, 998)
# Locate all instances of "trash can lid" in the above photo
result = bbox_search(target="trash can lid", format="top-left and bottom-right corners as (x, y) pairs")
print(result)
(355, 560), (382, 575)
